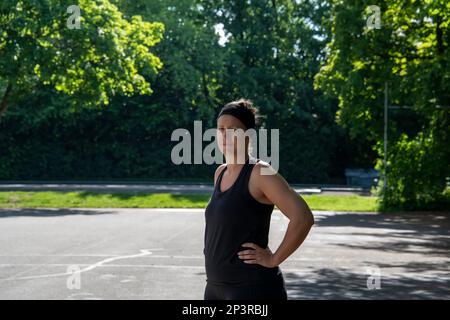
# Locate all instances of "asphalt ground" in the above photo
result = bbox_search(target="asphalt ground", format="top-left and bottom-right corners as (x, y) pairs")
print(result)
(0, 208), (448, 299)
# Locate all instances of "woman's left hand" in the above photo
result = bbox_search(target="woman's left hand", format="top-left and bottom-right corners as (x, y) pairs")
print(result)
(238, 243), (278, 268)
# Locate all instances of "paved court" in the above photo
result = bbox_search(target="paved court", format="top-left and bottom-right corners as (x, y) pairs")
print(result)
(0, 208), (449, 300)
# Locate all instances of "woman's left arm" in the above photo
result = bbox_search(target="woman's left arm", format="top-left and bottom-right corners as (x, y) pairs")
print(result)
(238, 163), (315, 268)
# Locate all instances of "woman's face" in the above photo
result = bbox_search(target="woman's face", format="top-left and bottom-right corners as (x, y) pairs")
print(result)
(216, 115), (248, 160)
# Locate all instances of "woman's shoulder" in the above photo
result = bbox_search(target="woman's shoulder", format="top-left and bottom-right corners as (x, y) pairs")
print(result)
(252, 159), (278, 177)
(247, 159), (281, 205)
(249, 161), (292, 205)
(250, 159), (286, 187)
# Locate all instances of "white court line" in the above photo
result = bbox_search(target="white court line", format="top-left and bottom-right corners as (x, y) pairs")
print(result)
(0, 249), (159, 281)
(0, 254), (123, 257)
(0, 263), (361, 273)
(0, 263), (310, 273)
(1, 254), (437, 263)
(0, 250), (166, 258)
(0, 263), (205, 270)
(1, 263), (447, 282)
(0, 254), (335, 262)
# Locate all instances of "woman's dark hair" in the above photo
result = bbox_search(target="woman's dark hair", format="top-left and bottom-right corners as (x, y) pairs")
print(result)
(217, 98), (259, 130)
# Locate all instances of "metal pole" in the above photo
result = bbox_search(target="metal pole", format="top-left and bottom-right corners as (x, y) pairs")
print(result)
(384, 82), (388, 192)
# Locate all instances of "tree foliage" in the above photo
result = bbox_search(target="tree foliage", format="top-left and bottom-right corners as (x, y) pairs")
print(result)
(0, 0), (164, 116)
(315, 0), (450, 209)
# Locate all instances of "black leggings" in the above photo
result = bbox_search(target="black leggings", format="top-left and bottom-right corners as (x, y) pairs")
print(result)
(204, 275), (288, 300)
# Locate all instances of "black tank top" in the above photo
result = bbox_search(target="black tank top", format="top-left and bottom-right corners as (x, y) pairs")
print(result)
(203, 157), (281, 286)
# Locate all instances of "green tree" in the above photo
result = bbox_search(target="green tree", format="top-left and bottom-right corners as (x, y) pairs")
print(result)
(0, 0), (228, 180)
(106, 0), (227, 179)
(0, 0), (164, 117)
(315, 0), (450, 209)
(201, 0), (347, 182)
(113, 0), (226, 125)
(0, 0), (375, 183)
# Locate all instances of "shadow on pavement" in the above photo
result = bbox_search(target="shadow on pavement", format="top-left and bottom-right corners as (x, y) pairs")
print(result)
(284, 266), (450, 299)
(284, 211), (450, 299)
(0, 208), (117, 218)
(73, 191), (209, 201)
(314, 212), (450, 257)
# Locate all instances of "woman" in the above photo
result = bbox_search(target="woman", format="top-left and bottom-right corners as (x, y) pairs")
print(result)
(203, 98), (315, 300)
